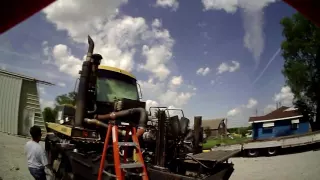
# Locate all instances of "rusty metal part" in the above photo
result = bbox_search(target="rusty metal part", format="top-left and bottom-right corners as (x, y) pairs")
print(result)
(84, 118), (109, 128)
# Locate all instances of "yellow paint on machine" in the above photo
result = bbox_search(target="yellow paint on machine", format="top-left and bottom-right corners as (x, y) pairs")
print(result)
(46, 122), (72, 136)
(202, 149), (211, 153)
(133, 149), (138, 162)
(98, 65), (136, 79)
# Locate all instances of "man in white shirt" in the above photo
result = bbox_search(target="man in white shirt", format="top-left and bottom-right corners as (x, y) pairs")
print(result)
(24, 125), (49, 180)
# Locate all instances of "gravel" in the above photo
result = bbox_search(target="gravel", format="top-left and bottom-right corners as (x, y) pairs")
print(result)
(0, 132), (36, 180)
(1, 132), (320, 180)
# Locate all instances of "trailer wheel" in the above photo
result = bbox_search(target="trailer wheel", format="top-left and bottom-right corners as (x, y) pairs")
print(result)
(267, 147), (278, 156)
(247, 149), (259, 157)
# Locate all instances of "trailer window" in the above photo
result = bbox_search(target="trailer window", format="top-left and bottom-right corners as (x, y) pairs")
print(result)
(262, 127), (273, 134)
(291, 123), (299, 130)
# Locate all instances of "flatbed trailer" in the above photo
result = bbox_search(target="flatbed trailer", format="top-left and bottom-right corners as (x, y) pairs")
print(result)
(211, 131), (320, 157)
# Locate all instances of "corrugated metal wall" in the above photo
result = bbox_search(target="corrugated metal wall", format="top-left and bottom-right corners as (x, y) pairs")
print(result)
(18, 80), (46, 136)
(0, 74), (22, 135)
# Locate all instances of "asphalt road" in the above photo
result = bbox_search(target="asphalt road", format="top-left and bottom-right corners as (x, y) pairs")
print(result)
(229, 149), (320, 180)
(0, 132), (320, 180)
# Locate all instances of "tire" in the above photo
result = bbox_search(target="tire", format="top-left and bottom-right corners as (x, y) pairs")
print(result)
(267, 147), (278, 156)
(247, 149), (259, 157)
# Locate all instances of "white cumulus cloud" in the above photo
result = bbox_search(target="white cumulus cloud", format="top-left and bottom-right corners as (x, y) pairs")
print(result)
(52, 44), (82, 77)
(264, 104), (276, 114)
(273, 85), (294, 106)
(44, 1), (175, 81)
(146, 100), (159, 111)
(155, 0), (179, 11)
(141, 44), (172, 81)
(227, 97), (257, 117)
(196, 67), (210, 76)
(264, 85), (294, 114)
(217, 61), (240, 74)
(43, 0), (128, 42)
(171, 76), (183, 86)
(246, 98), (258, 109)
(139, 77), (194, 108)
(227, 107), (241, 117)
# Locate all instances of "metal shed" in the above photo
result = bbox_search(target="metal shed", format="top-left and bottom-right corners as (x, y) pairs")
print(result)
(202, 118), (228, 137)
(0, 69), (53, 137)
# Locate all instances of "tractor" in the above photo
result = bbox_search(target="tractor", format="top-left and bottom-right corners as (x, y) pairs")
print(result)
(44, 36), (236, 180)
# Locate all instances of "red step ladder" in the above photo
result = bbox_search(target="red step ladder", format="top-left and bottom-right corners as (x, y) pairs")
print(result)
(98, 122), (149, 180)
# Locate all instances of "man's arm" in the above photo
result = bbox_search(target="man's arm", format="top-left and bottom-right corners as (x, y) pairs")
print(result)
(40, 147), (53, 174)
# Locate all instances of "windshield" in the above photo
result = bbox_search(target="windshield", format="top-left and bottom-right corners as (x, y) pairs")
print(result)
(96, 77), (139, 102)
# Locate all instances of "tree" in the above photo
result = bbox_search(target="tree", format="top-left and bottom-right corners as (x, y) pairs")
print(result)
(55, 92), (77, 106)
(42, 107), (57, 122)
(42, 107), (57, 132)
(204, 126), (211, 137)
(41, 91), (76, 125)
(280, 13), (320, 130)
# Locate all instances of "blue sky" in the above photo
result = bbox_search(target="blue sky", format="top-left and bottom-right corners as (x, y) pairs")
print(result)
(0, 0), (297, 127)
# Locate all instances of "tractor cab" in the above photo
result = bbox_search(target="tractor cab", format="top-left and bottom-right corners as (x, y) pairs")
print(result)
(94, 66), (144, 115)
(48, 65), (144, 138)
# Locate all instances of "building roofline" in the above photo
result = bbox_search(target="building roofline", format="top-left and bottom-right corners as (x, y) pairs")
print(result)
(0, 69), (54, 86)
(249, 115), (303, 124)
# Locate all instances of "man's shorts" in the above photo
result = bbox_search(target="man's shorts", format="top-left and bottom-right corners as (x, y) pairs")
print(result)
(28, 167), (46, 180)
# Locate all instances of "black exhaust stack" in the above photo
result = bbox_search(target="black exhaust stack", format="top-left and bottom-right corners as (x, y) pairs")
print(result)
(155, 110), (166, 167)
(193, 116), (203, 154)
(74, 36), (95, 127)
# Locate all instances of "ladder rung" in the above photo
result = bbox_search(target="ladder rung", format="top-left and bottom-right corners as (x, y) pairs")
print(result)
(118, 142), (137, 147)
(123, 170), (145, 177)
(120, 122), (130, 126)
(120, 163), (143, 169)
(103, 170), (116, 177)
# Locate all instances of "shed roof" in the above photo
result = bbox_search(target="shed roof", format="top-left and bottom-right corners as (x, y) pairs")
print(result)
(202, 118), (225, 129)
(249, 106), (302, 123)
(0, 69), (54, 85)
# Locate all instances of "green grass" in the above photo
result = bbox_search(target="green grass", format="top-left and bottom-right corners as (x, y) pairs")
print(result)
(203, 136), (250, 149)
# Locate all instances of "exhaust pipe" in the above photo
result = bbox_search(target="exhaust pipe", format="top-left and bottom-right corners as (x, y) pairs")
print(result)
(95, 108), (148, 129)
(74, 36), (94, 126)
(92, 108), (148, 136)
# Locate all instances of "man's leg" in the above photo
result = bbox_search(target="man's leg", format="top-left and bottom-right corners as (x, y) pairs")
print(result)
(29, 167), (46, 180)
